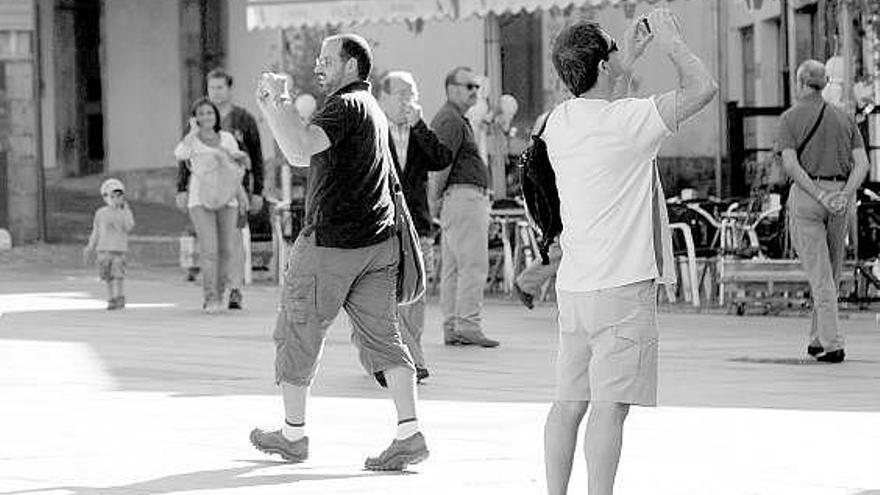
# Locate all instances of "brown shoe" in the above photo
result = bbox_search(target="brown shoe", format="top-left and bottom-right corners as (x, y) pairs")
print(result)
(456, 330), (500, 348)
(249, 428), (308, 462)
(364, 432), (429, 471)
(443, 329), (469, 346)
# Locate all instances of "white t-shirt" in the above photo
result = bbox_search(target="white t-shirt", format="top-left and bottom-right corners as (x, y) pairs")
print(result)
(544, 97), (674, 292)
(174, 131), (242, 208)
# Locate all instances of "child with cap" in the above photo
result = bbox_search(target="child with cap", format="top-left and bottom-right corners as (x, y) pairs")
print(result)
(84, 178), (136, 309)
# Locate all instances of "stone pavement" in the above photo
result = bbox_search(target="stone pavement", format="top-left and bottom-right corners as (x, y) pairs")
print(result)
(1, 263), (879, 495)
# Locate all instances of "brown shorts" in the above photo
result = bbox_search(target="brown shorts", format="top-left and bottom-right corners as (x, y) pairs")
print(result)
(273, 233), (413, 386)
(97, 251), (126, 282)
(555, 281), (658, 406)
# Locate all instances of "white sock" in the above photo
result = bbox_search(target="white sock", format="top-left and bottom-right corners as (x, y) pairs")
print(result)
(282, 420), (305, 442)
(396, 418), (419, 440)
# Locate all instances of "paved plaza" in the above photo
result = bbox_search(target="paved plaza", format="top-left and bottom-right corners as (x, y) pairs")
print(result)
(1, 261), (879, 495)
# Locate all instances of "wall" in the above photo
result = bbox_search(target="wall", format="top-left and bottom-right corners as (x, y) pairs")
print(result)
(104, 0), (181, 172)
(226, 0), (283, 162)
(358, 18), (484, 122)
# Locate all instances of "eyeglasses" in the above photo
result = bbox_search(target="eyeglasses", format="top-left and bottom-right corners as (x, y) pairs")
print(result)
(103, 190), (124, 197)
(452, 82), (481, 91)
(314, 57), (333, 68)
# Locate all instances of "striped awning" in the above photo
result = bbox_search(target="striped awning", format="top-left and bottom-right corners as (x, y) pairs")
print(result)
(247, 0), (457, 30)
(247, 0), (675, 30)
(458, 0), (670, 17)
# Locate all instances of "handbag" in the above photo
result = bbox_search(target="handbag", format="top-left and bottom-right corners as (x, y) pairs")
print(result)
(387, 162), (426, 305)
(192, 152), (244, 210)
(518, 110), (562, 264)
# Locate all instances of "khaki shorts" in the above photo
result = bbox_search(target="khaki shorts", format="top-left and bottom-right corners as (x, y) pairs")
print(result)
(555, 280), (658, 406)
(97, 251), (126, 281)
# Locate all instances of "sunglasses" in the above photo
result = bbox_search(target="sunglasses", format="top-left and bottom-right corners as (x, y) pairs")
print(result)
(453, 82), (481, 91)
(605, 38), (619, 59)
(103, 190), (124, 197)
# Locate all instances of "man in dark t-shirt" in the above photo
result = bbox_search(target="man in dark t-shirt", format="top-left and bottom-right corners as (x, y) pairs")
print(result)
(249, 34), (428, 472)
(430, 66), (499, 348)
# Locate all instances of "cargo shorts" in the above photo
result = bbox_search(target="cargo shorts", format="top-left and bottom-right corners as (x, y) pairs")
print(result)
(555, 280), (659, 406)
(273, 233), (414, 386)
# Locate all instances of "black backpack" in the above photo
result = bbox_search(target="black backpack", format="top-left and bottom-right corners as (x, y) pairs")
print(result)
(518, 112), (562, 265)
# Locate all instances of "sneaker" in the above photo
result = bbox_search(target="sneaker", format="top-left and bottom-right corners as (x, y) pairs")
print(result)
(249, 428), (309, 462)
(116, 296), (126, 309)
(364, 431), (429, 471)
(816, 349), (845, 363)
(807, 344), (824, 357)
(416, 367), (430, 384)
(228, 289), (243, 310)
(456, 330), (500, 348)
(107, 298), (118, 311)
(513, 282), (535, 310)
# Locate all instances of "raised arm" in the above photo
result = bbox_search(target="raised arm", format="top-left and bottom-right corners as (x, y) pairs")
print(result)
(612, 17), (654, 100)
(121, 204), (135, 233)
(650, 8), (718, 132)
(427, 113), (462, 216)
(256, 73), (329, 165)
(410, 119), (453, 172)
(240, 111), (264, 195)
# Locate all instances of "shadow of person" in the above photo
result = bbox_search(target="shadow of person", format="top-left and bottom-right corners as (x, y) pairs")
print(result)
(0, 460), (410, 495)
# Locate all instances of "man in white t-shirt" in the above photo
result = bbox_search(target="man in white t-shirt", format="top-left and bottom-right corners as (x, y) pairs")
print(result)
(542, 9), (717, 495)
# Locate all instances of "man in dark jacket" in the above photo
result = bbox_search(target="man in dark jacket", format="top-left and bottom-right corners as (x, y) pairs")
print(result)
(378, 71), (453, 383)
(176, 68), (264, 309)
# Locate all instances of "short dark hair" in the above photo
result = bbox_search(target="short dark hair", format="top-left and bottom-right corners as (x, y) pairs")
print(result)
(329, 33), (373, 80)
(444, 66), (472, 91)
(551, 21), (612, 96)
(206, 68), (233, 87)
(190, 96), (222, 133)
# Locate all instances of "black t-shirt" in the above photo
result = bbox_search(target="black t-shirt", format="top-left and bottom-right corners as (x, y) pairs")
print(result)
(306, 81), (395, 248)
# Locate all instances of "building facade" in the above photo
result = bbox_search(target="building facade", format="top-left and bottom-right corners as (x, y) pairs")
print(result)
(29, 0), (728, 207)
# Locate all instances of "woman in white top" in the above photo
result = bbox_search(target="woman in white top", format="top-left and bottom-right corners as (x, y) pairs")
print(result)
(174, 97), (249, 313)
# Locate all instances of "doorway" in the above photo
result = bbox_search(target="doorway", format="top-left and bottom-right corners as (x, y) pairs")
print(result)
(54, 0), (104, 176)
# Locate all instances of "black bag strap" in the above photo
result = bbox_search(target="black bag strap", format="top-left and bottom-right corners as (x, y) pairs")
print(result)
(796, 102), (826, 159)
(534, 110), (552, 139)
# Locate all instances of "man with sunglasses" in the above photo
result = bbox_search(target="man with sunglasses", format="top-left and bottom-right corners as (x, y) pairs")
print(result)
(542, 9), (716, 495)
(429, 66), (500, 348)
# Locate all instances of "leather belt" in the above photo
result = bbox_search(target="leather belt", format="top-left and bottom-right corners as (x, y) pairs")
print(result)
(809, 174), (848, 182)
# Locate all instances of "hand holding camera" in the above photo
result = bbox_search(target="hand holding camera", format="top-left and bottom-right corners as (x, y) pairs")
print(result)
(647, 7), (684, 50)
(257, 72), (291, 107)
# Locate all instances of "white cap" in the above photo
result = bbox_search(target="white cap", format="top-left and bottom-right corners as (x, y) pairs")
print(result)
(100, 178), (125, 196)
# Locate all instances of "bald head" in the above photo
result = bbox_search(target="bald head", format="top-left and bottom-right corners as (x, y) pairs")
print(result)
(797, 60), (827, 91)
(377, 70), (419, 124)
(379, 71), (418, 97)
